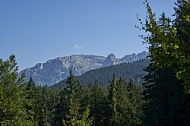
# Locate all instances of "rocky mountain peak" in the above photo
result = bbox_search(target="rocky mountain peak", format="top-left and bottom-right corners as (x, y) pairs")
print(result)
(137, 51), (149, 59)
(107, 53), (116, 59)
(103, 53), (120, 66)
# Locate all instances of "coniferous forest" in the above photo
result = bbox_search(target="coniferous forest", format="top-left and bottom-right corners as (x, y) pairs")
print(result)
(1, 0), (190, 126)
(0, 55), (144, 126)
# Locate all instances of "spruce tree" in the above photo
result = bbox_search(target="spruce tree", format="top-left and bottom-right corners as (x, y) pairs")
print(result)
(0, 55), (33, 125)
(36, 86), (50, 126)
(47, 88), (61, 125)
(116, 77), (129, 125)
(62, 70), (82, 126)
(25, 77), (38, 125)
(107, 73), (118, 125)
(52, 88), (65, 126)
(127, 78), (144, 125)
(90, 80), (107, 126)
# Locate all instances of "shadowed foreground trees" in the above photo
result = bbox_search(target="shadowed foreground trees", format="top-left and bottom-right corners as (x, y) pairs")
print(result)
(138, 0), (190, 125)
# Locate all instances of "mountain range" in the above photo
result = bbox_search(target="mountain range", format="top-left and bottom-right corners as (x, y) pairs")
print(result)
(19, 51), (149, 86)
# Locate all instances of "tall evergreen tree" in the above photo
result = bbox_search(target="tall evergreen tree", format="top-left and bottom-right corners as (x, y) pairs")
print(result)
(25, 77), (38, 125)
(0, 55), (33, 125)
(107, 73), (118, 125)
(62, 70), (82, 126)
(89, 80), (107, 126)
(35, 86), (51, 126)
(47, 87), (61, 125)
(116, 77), (129, 125)
(127, 78), (144, 125)
(52, 88), (65, 126)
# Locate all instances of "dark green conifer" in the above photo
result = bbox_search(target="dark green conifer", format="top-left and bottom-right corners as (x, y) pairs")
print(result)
(62, 70), (82, 126)
(25, 77), (38, 125)
(107, 73), (118, 125)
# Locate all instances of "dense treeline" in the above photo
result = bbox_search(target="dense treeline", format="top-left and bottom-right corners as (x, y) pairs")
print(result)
(54, 59), (149, 88)
(0, 55), (144, 125)
(1, 54), (190, 126)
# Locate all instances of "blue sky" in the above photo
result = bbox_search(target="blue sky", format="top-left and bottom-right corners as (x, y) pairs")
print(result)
(0, 0), (175, 70)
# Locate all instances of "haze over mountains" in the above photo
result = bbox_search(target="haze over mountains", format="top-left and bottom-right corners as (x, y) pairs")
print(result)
(20, 51), (149, 86)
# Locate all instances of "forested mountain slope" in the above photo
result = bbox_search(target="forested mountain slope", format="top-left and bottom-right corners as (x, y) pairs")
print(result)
(53, 59), (150, 88)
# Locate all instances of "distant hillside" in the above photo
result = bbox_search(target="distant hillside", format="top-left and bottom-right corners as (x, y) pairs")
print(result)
(20, 51), (149, 86)
(53, 59), (150, 88)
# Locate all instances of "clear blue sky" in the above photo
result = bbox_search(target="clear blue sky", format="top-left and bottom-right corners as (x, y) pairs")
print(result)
(0, 0), (175, 70)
